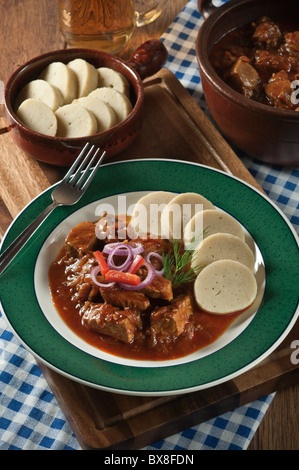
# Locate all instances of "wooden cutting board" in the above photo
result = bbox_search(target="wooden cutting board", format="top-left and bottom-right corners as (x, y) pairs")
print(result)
(1, 69), (298, 450)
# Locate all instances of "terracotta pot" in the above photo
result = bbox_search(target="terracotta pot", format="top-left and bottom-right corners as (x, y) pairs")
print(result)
(196, 0), (299, 166)
(3, 41), (167, 166)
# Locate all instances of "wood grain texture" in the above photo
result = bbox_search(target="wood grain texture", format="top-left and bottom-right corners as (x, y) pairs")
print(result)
(0, 0), (298, 450)
(248, 384), (299, 450)
(0, 128), (50, 218)
(0, 0), (65, 83)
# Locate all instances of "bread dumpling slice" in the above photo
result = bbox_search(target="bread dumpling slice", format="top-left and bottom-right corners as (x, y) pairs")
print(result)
(55, 103), (97, 138)
(67, 58), (98, 98)
(74, 95), (117, 132)
(89, 87), (132, 123)
(184, 209), (245, 248)
(161, 192), (215, 240)
(15, 79), (64, 111)
(191, 233), (255, 272)
(129, 191), (176, 238)
(17, 98), (57, 136)
(97, 67), (130, 96)
(194, 259), (257, 314)
(40, 61), (77, 104)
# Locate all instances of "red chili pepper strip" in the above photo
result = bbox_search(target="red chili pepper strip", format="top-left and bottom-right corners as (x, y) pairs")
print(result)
(105, 270), (141, 286)
(128, 255), (145, 274)
(93, 251), (109, 275)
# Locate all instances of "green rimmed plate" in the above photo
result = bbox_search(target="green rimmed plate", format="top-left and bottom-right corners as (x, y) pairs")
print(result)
(0, 159), (298, 396)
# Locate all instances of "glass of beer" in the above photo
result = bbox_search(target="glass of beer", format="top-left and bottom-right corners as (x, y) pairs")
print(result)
(58, 0), (136, 53)
(135, 0), (163, 27)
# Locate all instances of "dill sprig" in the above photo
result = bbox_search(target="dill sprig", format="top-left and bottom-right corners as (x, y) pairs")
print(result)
(162, 229), (209, 287)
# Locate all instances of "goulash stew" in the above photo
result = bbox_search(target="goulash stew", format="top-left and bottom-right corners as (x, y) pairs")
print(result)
(49, 215), (238, 361)
(209, 17), (299, 110)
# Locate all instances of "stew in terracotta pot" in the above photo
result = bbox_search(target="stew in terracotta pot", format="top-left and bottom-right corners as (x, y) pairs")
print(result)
(210, 16), (299, 110)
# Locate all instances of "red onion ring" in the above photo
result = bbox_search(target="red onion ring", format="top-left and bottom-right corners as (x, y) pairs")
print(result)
(107, 244), (133, 271)
(103, 241), (144, 256)
(102, 242), (123, 254)
(90, 266), (115, 288)
(127, 254), (144, 274)
(119, 261), (156, 291)
(145, 252), (165, 276)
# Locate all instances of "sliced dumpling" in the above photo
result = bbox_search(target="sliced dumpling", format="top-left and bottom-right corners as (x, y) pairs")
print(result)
(129, 191), (176, 238)
(67, 58), (98, 98)
(73, 95), (117, 132)
(191, 233), (255, 272)
(184, 209), (245, 248)
(161, 192), (214, 241)
(15, 79), (64, 111)
(40, 61), (77, 104)
(97, 67), (130, 96)
(194, 259), (257, 314)
(89, 87), (132, 123)
(55, 103), (97, 138)
(17, 98), (57, 136)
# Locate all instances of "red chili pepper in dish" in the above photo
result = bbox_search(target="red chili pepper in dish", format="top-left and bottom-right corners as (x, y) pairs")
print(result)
(105, 270), (141, 286)
(93, 250), (109, 275)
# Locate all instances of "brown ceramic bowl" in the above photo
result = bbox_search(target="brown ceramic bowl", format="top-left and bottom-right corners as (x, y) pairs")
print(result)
(3, 41), (167, 166)
(196, 0), (299, 166)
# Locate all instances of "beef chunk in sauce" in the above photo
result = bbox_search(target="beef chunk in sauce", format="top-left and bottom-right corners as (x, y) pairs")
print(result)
(65, 221), (97, 258)
(254, 50), (292, 79)
(64, 254), (99, 302)
(283, 31), (299, 56)
(141, 274), (173, 301)
(150, 294), (193, 345)
(265, 70), (294, 109)
(100, 284), (150, 311)
(81, 302), (142, 343)
(75, 281), (99, 302)
(226, 56), (260, 98)
(252, 16), (282, 49)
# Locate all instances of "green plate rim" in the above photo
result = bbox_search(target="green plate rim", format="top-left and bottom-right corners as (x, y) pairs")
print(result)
(0, 159), (298, 396)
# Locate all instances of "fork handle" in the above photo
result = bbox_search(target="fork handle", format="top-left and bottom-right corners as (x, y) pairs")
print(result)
(0, 200), (60, 275)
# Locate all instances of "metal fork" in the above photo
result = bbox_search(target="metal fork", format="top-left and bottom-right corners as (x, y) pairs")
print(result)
(0, 143), (106, 275)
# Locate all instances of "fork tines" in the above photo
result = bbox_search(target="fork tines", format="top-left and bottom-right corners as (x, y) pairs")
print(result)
(66, 143), (106, 191)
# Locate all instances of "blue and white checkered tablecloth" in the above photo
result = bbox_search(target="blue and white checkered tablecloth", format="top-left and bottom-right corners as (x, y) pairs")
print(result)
(0, 0), (298, 451)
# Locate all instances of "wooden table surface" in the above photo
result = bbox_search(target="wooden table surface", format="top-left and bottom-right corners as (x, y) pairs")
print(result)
(0, 0), (298, 451)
